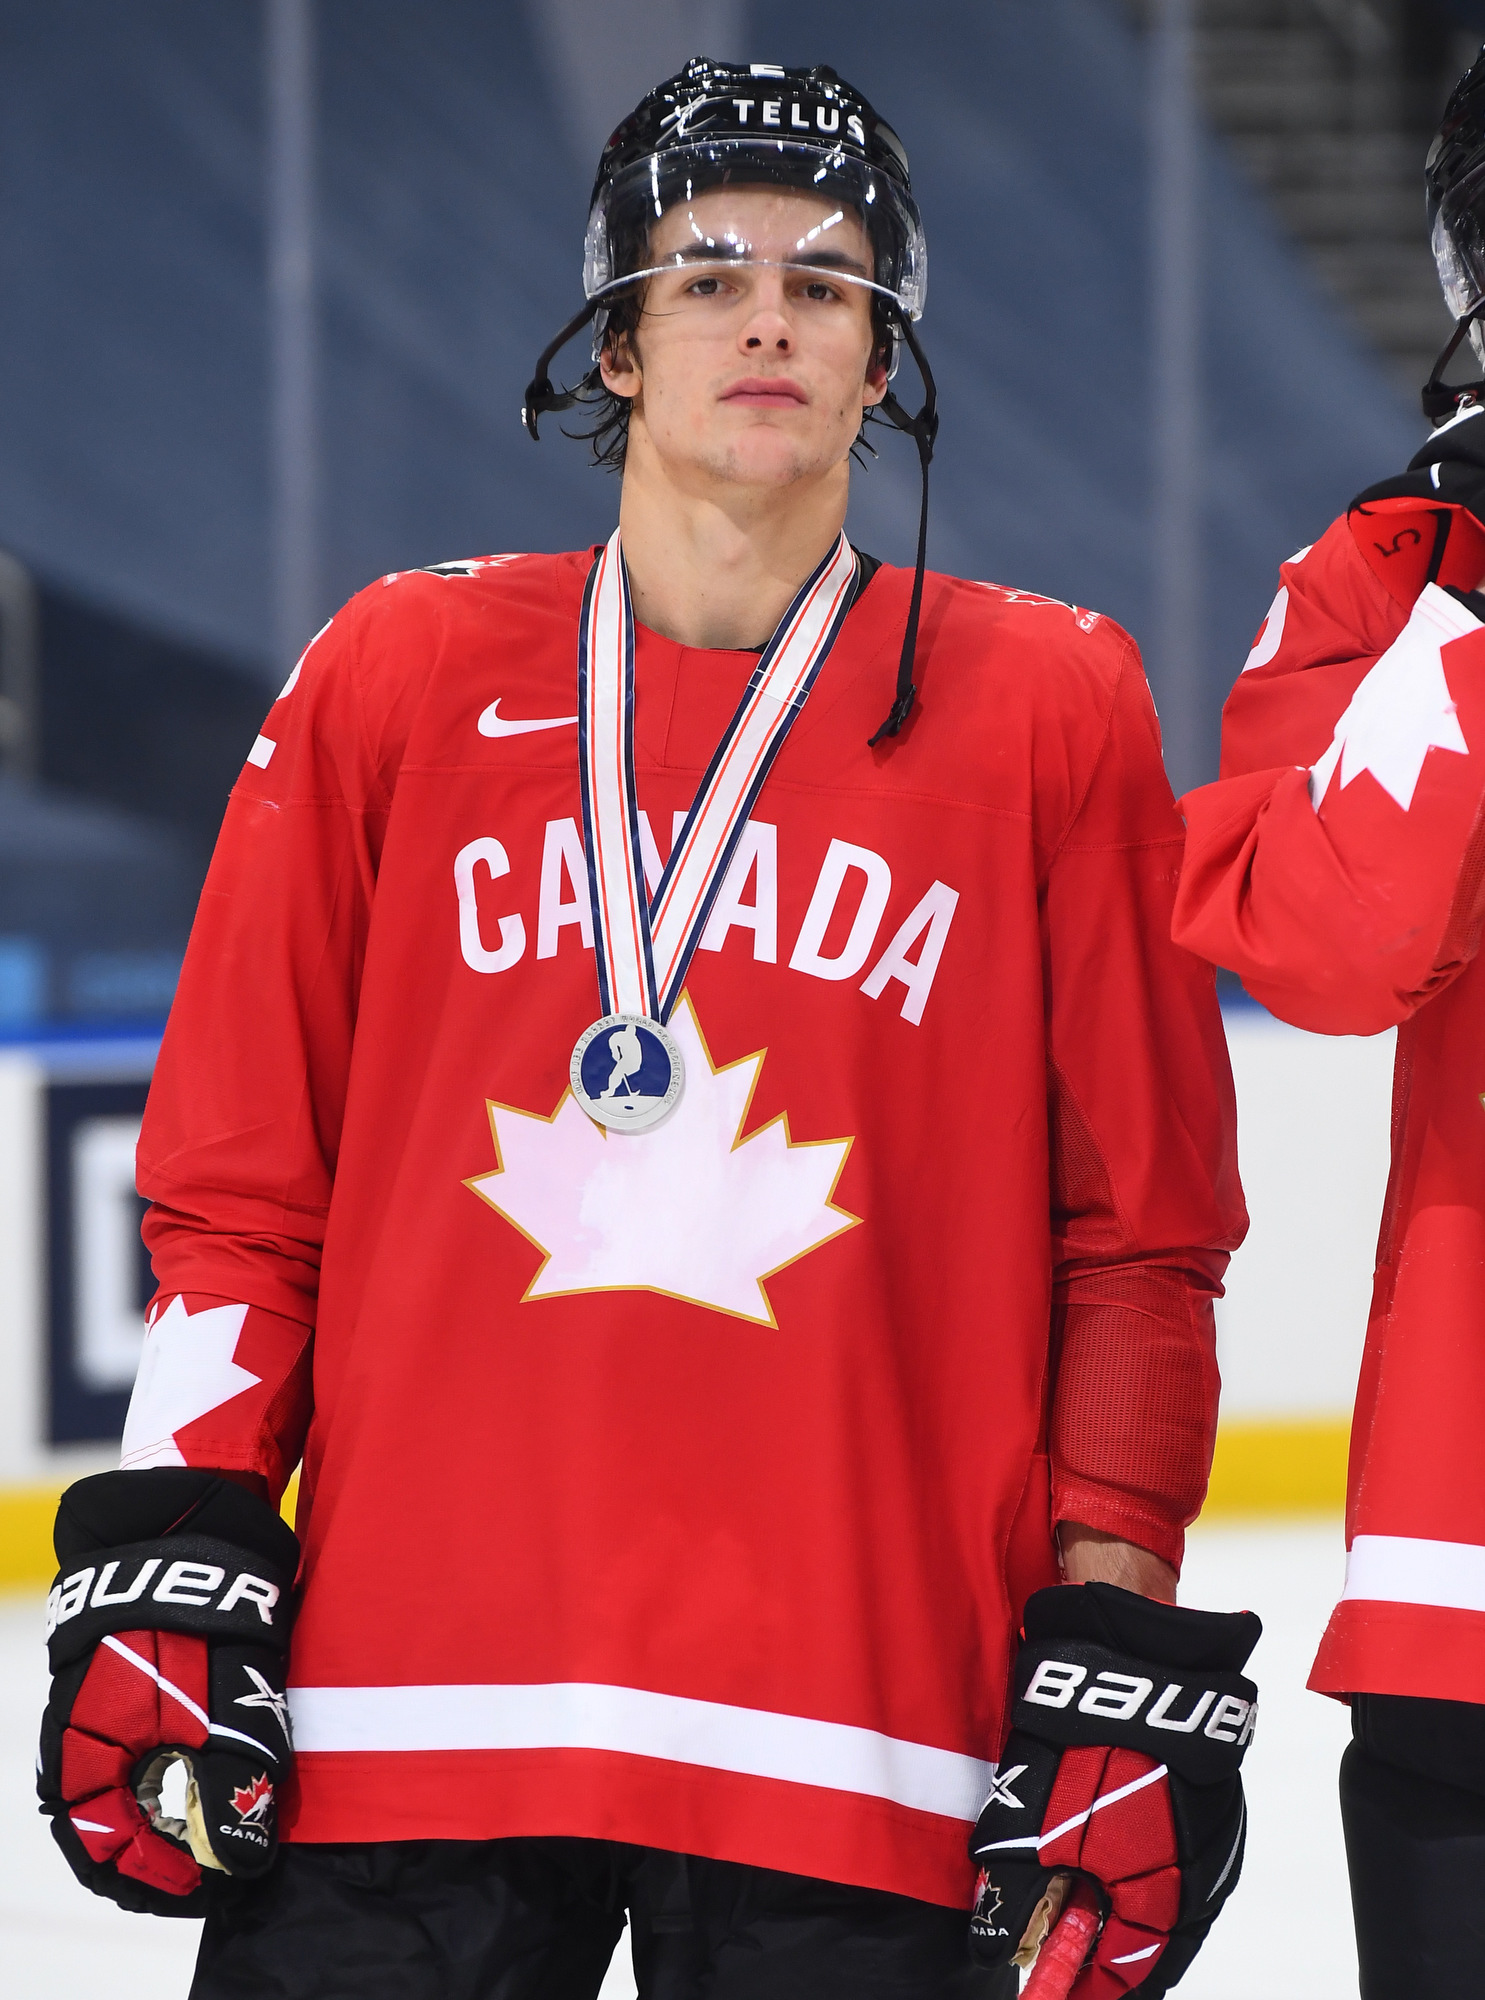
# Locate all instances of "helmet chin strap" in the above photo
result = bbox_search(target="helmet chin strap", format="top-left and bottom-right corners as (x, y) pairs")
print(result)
(868, 307), (939, 746)
(521, 298), (939, 751)
(1423, 308), (1485, 425)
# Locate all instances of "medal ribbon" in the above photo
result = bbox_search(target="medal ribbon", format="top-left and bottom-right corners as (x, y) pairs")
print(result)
(578, 525), (859, 1024)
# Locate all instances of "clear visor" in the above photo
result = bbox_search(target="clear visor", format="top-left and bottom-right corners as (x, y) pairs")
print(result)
(1433, 206), (1484, 319)
(1432, 167), (1485, 319)
(584, 137), (927, 320)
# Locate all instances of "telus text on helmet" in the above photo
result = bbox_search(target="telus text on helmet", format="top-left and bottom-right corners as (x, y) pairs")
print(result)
(727, 100), (869, 143)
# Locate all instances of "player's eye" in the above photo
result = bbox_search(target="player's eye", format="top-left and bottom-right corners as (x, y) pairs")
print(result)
(801, 279), (842, 302)
(687, 276), (725, 297)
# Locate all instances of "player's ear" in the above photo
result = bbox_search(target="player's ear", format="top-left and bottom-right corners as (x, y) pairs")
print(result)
(599, 326), (642, 402)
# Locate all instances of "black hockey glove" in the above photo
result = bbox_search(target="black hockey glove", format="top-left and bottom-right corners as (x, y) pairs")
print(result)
(968, 1583), (1260, 1998)
(37, 1468), (299, 1915)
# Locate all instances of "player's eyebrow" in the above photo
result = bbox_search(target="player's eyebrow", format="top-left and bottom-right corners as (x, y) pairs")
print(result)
(662, 243), (872, 275)
(789, 247), (873, 274)
(665, 242), (740, 262)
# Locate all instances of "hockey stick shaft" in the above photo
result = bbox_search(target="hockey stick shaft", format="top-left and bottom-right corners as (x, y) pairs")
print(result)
(1020, 1882), (1103, 1999)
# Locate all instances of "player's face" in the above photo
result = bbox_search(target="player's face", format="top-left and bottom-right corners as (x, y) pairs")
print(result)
(601, 187), (889, 493)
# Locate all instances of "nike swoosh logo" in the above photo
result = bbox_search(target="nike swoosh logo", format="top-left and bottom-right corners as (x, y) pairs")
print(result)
(477, 698), (578, 739)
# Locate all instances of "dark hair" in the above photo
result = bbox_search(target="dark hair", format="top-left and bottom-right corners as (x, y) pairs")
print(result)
(564, 289), (645, 472)
(565, 286), (899, 474)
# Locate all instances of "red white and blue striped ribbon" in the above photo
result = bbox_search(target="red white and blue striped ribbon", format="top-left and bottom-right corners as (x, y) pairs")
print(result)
(578, 525), (859, 1024)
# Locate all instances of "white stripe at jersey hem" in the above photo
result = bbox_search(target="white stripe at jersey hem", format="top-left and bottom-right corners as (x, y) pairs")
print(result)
(1342, 1534), (1485, 1615)
(287, 1680), (990, 1823)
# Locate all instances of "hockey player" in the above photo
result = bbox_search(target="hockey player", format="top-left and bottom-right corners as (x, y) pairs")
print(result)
(39, 59), (1256, 1999)
(1171, 45), (1485, 2000)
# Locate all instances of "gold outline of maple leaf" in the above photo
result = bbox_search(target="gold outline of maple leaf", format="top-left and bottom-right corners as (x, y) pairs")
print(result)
(462, 993), (859, 1327)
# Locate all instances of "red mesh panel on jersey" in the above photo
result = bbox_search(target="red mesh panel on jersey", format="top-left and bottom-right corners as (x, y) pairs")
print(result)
(70, 1631), (209, 1761)
(1049, 1269), (1219, 1570)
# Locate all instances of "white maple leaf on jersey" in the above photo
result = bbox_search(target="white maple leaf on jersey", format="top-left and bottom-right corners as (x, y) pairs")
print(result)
(1309, 583), (1478, 814)
(466, 997), (857, 1325)
(119, 1297), (261, 1469)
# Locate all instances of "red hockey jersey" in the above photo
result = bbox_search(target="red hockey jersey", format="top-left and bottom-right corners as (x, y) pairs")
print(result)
(1173, 488), (1485, 1706)
(129, 550), (1242, 1907)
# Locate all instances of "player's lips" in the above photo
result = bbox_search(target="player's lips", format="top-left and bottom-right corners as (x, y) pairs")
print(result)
(719, 377), (808, 408)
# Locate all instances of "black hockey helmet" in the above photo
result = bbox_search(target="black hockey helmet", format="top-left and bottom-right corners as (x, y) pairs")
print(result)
(1424, 44), (1485, 421)
(522, 57), (938, 744)
(581, 59), (926, 325)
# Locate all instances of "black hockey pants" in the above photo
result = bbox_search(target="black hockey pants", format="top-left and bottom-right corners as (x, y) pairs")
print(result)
(1343, 1692), (1485, 1997)
(188, 1835), (1017, 2000)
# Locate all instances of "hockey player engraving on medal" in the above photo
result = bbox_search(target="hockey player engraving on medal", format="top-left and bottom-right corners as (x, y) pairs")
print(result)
(571, 522), (858, 1134)
(569, 1015), (683, 1133)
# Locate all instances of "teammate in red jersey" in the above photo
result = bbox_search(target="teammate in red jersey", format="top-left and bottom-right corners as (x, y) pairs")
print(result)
(38, 58), (1256, 2000)
(1172, 46), (1485, 2000)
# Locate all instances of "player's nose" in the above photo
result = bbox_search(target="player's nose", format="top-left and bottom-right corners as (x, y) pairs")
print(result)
(742, 319), (792, 354)
(740, 276), (793, 355)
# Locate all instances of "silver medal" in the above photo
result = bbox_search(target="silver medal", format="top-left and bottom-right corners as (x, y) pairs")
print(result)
(570, 1013), (685, 1134)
